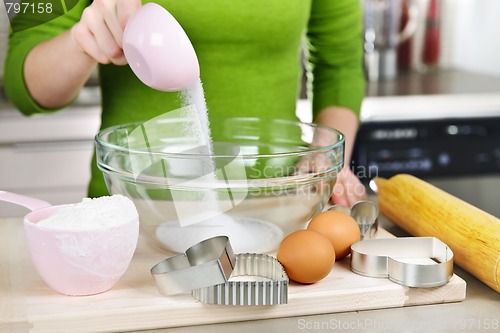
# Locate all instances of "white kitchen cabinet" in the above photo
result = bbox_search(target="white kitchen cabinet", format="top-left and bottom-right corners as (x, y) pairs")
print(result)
(0, 104), (101, 217)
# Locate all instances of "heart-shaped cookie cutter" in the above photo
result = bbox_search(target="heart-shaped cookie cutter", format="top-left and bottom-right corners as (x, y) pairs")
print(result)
(350, 237), (454, 288)
(329, 200), (379, 239)
(151, 236), (236, 295)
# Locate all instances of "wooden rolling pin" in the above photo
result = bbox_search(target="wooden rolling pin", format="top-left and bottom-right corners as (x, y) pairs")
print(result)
(374, 174), (500, 293)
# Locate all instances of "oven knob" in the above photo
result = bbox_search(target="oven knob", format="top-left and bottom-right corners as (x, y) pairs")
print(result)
(438, 153), (450, 166)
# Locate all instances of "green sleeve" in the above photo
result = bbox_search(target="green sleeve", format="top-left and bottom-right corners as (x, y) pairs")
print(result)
(306, 0), (366, 118)
(3, 0), (89, 116)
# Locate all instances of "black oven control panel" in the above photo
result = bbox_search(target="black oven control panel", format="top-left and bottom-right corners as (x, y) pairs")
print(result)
(351, 117), (500, 181)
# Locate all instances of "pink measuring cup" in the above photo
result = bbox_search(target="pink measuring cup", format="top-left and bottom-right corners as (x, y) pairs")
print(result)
(0, 191), (139, 296)
(123, 3), (200, 91)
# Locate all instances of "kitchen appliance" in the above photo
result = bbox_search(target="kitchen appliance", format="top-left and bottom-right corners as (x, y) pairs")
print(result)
(362, 0), (419, 81)
(352, 93), (500, 217)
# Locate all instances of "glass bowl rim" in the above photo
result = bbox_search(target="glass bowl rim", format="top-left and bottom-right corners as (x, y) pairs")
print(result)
(95, 116), (345, 159)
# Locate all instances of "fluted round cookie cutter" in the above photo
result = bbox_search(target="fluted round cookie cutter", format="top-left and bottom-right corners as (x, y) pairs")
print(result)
(192, 253), (288, 305)
(350, 237), (454, 288)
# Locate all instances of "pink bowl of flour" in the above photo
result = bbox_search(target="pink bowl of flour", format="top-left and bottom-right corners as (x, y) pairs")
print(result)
(0, 191), (139, 296)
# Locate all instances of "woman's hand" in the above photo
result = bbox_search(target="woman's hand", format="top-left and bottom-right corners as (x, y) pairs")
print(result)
(294, 154), (367, 207)
(312, 106), (366, 207)
(24, 0), (142, 108)
(330, 167), (367, 207)
(71, 0), (142, 65)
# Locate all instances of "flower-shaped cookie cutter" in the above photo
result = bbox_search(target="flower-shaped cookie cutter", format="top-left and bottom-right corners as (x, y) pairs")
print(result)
(151, 235), (236, 295)
(350, 237), (454, 288)
(192, 253), (288, 305)
(329, 200), (379, 239)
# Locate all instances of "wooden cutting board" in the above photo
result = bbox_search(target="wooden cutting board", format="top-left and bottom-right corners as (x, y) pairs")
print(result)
(0, 218), (466, 333)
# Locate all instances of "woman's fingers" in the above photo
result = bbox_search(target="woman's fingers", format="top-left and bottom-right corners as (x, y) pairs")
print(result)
(85, 5), (125, 64)
(71, 18), (108, 64)
(117, 0), (142, 31)
(294, 153), (333, 175)
(97, 0), (123, 48)
(72, 0), (141, 65)
(293, 154), (367, 207)
(330, 168), (367, 207)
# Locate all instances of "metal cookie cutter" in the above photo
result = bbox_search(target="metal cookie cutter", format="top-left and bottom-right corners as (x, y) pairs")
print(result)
(151, 236), (236, 295)
(329, 200), (379, 239)
(192, 253), (288, 305)
(350, 237), (454, 288)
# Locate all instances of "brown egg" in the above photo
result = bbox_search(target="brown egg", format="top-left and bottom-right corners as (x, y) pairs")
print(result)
(277, 229), (335, 284)
(307, 210), (360, 260)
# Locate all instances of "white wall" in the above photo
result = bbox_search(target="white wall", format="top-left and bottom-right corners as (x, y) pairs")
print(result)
(445, 0), (500, 76)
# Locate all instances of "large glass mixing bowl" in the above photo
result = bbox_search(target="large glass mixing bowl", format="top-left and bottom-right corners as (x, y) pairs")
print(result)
(95, 116), (344, 254)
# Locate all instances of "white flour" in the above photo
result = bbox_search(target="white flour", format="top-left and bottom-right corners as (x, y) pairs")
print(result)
(37, 195), (138, 230)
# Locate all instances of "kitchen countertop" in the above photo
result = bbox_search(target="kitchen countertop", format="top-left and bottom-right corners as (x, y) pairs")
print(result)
(366, 69), (500, 97)
(3, 68), (500, 111)
(1, 214), (497, 333)
(149, 217), (499, 333)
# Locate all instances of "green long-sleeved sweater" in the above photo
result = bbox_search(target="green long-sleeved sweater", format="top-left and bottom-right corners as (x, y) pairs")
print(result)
(4, 0), (365, 197)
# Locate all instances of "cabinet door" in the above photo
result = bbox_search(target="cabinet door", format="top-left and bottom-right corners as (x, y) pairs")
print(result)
(0, 141), (94, 217)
